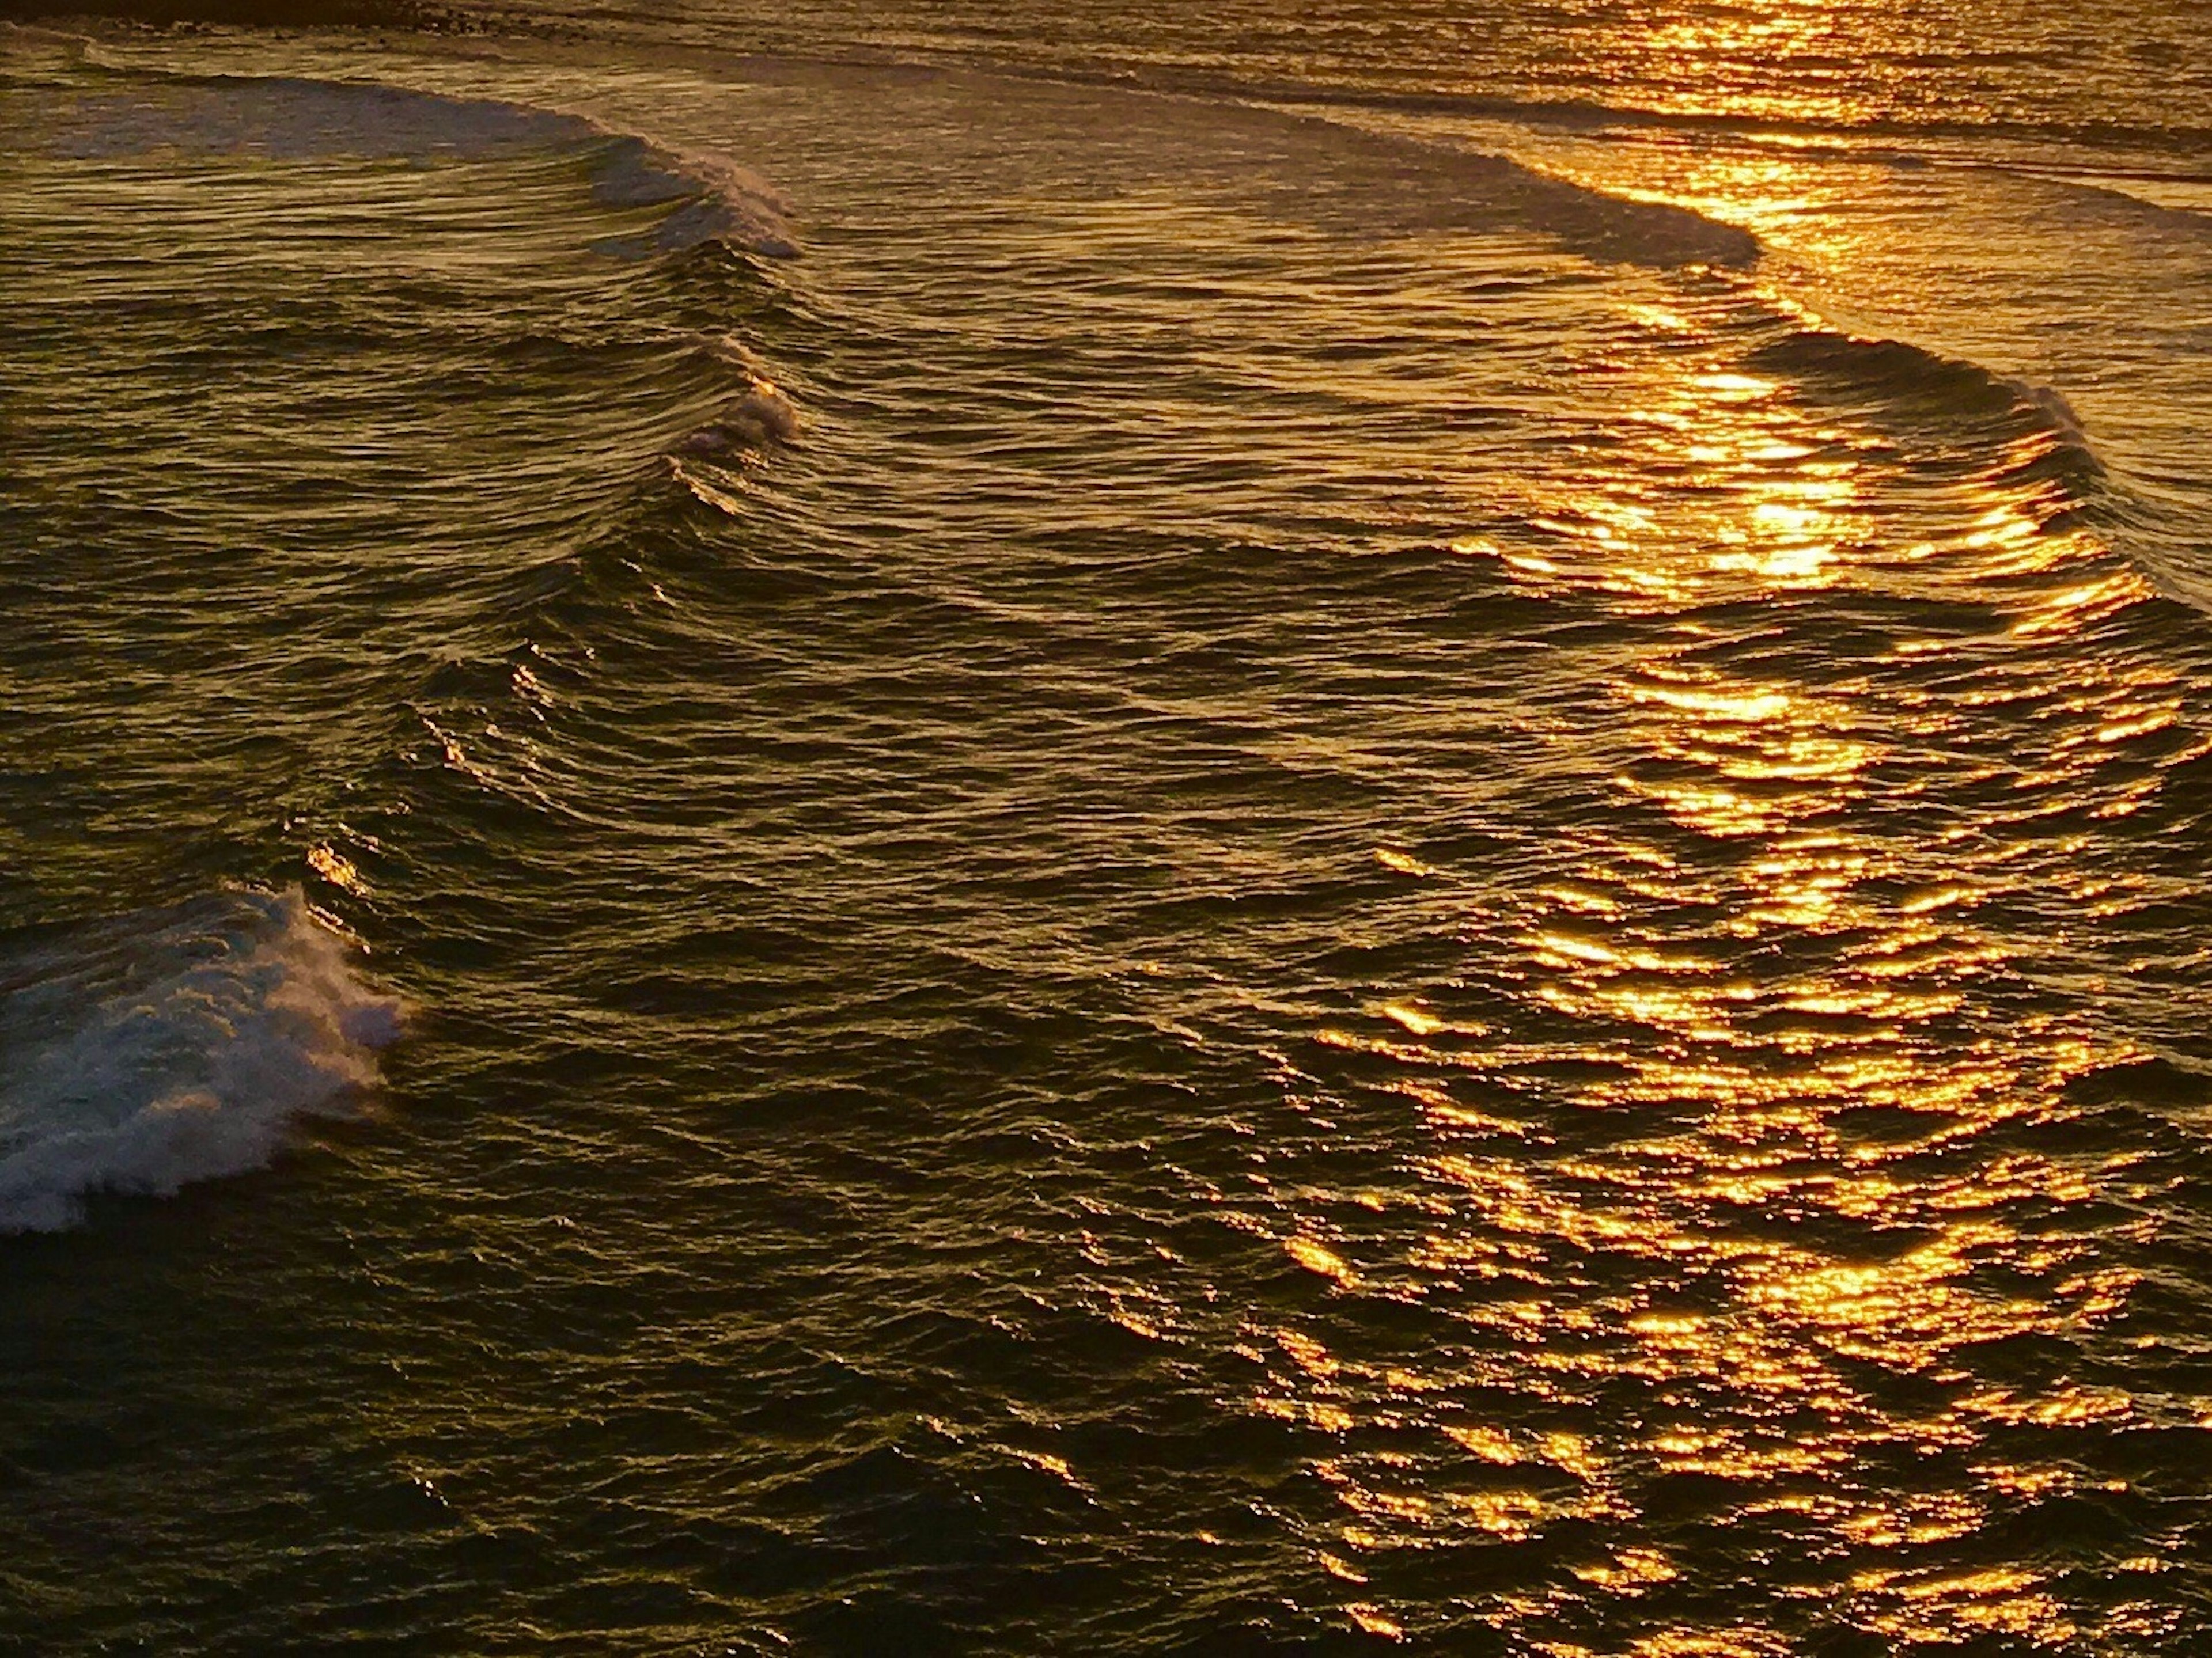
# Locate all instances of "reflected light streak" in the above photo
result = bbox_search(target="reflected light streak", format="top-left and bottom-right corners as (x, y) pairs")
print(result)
(1248, 141), (2187, 1657)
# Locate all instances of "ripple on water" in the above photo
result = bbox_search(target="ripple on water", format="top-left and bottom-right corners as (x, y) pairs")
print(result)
(6, 21), (2212, 1657)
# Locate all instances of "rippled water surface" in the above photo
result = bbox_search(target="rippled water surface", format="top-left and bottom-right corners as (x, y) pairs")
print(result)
(6, 3), (2212, 1652)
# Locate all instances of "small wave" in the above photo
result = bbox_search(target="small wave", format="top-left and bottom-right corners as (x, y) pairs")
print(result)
(664, 333), (802, 465)
(1746, 307), (2108, 484)
(1262, 104), (1762, 270)
(0, 888), (403, 1234)
(588, 134), (797, 259)
(677, 382), (801, 461)
(1725, 302), (2212, 609)
(1067, 58), (2212, 170)
(2062, 173), (2212, 222)
(41, 53), (797, 259)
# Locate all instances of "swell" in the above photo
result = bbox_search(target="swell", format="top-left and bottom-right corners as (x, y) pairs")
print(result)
(1265, 104), (2165, 591)
(1255, 81), (2212, 168)
(1259, 94), (2135, 561)
(2, 48), (809, 1231)
(13, 26), (2191, 714)
(26, 19), (2128, 529)
(580, 32), (2195, 605)
(40, 45), (799, 257)
(1748, 304), (2107, 487)
(1729, 284), (2212, 612)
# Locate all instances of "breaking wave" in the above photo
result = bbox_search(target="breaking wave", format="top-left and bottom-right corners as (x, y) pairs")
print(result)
(0, 889), (403, 1234)
(1747, 305), (2107, 479)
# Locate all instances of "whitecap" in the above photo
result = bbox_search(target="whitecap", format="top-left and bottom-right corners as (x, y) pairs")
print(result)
(0, 888), (404, 1234)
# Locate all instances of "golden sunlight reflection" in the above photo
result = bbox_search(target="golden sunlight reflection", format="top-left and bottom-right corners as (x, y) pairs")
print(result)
(1464, 302), (1875, 608)
(1630, 3), (1873, 131)
(1250, 264), (2192, 1652)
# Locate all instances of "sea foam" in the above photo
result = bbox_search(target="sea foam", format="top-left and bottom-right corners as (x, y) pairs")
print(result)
(0, 889), (403, 1234)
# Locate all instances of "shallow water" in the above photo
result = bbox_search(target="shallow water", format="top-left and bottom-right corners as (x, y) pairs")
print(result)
(6, 5), (2212, 1652)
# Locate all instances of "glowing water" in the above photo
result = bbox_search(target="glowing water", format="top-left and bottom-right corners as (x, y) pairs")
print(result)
(5, 5), (2212, 1653)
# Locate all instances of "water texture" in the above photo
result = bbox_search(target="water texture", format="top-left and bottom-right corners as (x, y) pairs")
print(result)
(4, 4), (2212, 1652)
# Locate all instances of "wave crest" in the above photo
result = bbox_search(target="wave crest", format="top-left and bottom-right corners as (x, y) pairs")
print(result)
(0, 888), (403, 1234)
(1746, 308), (2109, 487)
(31, 51), (798, 259)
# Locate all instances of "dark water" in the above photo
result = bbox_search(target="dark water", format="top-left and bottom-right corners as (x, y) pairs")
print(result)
(6, 5), (2212, 1652)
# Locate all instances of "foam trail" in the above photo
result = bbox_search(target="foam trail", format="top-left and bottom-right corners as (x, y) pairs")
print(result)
(0, 889), (403, 1234)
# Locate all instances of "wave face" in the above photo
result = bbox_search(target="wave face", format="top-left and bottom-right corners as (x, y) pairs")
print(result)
(16, 49), (796, 256)
(0, 891), (402, 1233)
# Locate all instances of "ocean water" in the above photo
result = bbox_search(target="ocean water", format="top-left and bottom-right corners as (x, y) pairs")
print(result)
(6, 3), (2212, 1651)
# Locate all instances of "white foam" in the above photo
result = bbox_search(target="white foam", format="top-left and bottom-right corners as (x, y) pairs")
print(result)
(677, 378), (802, 459)
(0, 889), (403, 1234)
